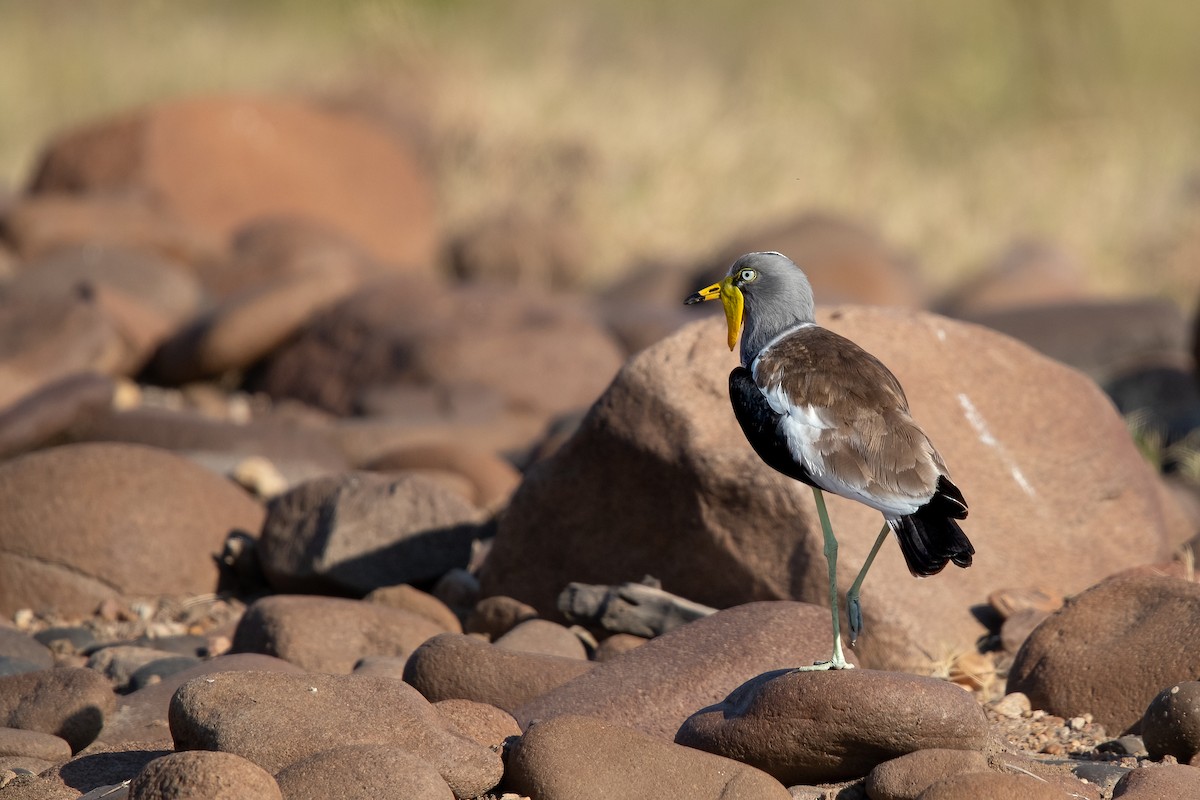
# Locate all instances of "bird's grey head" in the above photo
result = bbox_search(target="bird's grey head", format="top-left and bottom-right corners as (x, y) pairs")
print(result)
(727, 251), (815, 364)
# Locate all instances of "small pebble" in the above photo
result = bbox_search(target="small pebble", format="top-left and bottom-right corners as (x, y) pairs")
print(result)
(990, 692), (1032, 719)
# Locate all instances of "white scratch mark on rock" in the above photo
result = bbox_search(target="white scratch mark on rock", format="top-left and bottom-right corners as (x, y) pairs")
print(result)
(957, 392), (1036, 499)
(958, 393), (996, 447)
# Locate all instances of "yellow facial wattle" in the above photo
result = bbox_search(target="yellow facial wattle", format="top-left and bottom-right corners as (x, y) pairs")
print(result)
(685, 275), (745, 351)
(718, 276), (744, 351)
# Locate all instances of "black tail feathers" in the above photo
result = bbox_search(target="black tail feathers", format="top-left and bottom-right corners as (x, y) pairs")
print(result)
(892, 476), (973, 577)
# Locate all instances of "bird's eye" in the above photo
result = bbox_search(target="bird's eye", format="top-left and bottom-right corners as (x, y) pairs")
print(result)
(738, 268), (756, 282)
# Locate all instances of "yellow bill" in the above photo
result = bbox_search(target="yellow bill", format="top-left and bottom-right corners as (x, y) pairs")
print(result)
(684, 275), (744, 351)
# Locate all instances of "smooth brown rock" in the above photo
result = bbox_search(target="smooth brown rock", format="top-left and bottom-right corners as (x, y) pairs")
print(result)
(1112, 764), (1200, 798)
(30, 95), (438, 271)
(507, 714), (790, 800)
(365, 584), (462, 633)
(274, 745), (452, 800)
(2, 244), (187, 376)
(431, 568), (482, 617)
(249, 279), (624, 419)
(1141, 681), (1200, 763)
(150, 217), (376, 383)
(169, 670), (501, 797)
(434, 699), (520, 751)
(1012, 759), (1105, 800)
(99, 654), (304, 746)
(231, 594), (446, 673)
(0, 372), (115, 460)
(5, 244), (203, 325)
(67, 406), (347, 489)
(365, 442), (522, 511)
(1, 193), (220, 264)
(0, 292), (127, 410)
(1008, 574), (1200, 734)
(677, 669), (988, 784)
(0, 727), (72, 762)
(516, 602), (854, 739)
(988, 586), (1065, 619)
(128, 750), (282, 800)
(988, 692), (1033, 719)
(91, 282), (180, 370)
(0, 442), (265, 617)
(865, 748), (989, 800)
(148, 262), (363, 385)
(258, 473), (482, 596)
(594, 632), (647, 661)
(208, 215), (382, 298)
(86, 646), (186, 692)
(495, 619), (587, 660)
(403, 633), (593, 714)
(0, 668), (116, 752)
(917, 770), (1072, 799)
(1000, 607), (1052, 654)
(0, 627), (53, 670)
(465, 595), (538, 640)
(482, 310), (1185, 671)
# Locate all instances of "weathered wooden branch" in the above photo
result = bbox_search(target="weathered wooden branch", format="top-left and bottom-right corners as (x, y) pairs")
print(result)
(557, 578), (717, 638)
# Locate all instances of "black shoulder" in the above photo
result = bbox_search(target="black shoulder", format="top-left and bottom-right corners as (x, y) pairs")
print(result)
(729, 366), (816, 486)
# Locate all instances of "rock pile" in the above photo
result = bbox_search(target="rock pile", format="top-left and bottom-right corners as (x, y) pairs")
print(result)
(1, 92), (1199, 798)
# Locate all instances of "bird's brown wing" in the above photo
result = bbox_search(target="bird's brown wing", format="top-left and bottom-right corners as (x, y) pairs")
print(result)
(751, 327), (948, 516)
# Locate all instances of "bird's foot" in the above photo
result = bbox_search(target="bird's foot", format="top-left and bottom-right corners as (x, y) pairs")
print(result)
(793, 656), (855, 672)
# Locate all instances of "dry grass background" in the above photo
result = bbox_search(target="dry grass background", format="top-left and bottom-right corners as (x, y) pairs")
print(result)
(4, 0), (1200, 298)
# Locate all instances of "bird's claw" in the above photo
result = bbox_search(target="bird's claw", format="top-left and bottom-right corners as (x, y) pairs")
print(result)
(793, 658), (856, 672)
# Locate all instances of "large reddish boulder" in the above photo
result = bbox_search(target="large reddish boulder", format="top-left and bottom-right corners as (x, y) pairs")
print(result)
(481, 308), (1189, 671)
(28, 95), (437, 271)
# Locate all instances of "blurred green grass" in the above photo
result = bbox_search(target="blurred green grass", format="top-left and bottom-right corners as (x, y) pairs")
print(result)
(3, 0), (1200, 298)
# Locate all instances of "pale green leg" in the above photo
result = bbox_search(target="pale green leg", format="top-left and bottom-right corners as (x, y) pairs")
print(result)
(796, 487), (854, 671)
(846, 522), (892, 646)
